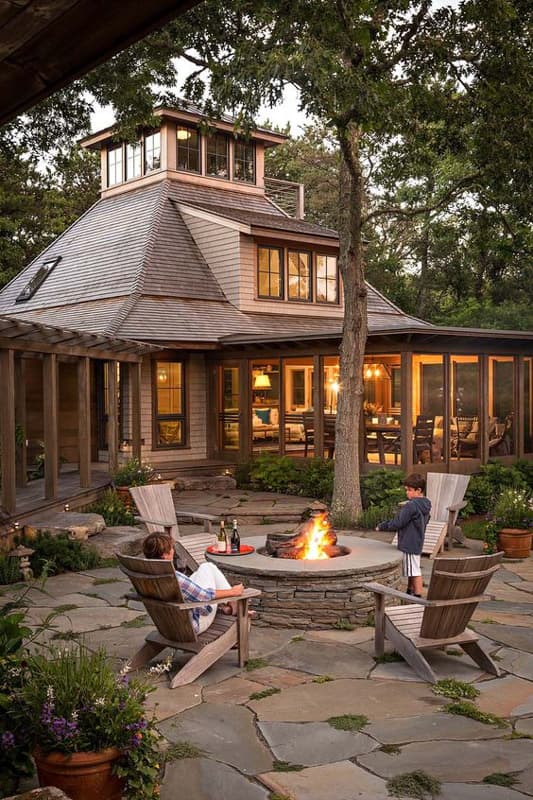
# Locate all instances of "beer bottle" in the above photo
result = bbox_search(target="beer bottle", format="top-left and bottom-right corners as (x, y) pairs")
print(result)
(217, 519), (226, 553)
(231, 519), (240, 553)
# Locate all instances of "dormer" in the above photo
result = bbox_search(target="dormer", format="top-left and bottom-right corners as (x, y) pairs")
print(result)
(80, 105), (287, 199)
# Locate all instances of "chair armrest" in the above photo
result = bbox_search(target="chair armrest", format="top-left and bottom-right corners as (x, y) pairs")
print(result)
(125, 586), (261, 611)
(134, 515), (174, 528)
(362, 582), (430, 605)
(176, 510), (218, 523)
(447, 501), (468, 513)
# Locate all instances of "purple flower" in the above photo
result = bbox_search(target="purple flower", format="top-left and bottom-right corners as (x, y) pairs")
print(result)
(1, 731), (15, 749)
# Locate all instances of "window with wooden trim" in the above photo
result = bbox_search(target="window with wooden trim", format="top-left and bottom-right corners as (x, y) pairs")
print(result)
(126, 142), (142, 179)
(107, 145), (123, 186)
(257, 246), (283, 299)
(288, 250), (311, 301)
(206, 132), (228, 178)
(177, 125), (200, 172)
(144, 132), (161, 173)
(154, 361), (185, 447)
(316, 254), (338, 303)
(234, 140), (255, 183)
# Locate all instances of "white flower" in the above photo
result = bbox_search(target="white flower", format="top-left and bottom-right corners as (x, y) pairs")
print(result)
(149, 656), (172, 675)
(119, 662), (132, 676)
(46, 686), (55, 701)
(94, 697), (105, 706)
(71, 711), (78, 721)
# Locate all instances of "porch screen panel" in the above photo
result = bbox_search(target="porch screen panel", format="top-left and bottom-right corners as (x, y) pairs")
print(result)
(489, 356), (515, 456)
(451, 356), (480, 461)
(154, 361), (185, 447)
(525, 358), (533, 454)
(284, 357), (313, 454)
(252, 360), (280, 454)
(220, 366), (239, 451)
(363, 355), (402, 466)
(413, 355), (444, 463)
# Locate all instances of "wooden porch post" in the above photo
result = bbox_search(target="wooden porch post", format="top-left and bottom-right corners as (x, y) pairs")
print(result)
(479, 354), (489, 465)
(43, 353), (59, 500)
(131, 361), (142, 462)
(15, 357), (27, 488)
(401, 352), (413, 473)
(0, 348), (16, 513)
(443, 354), (451, 469)
(107, 360), (119, 474)
(279, 358), (286, 456)
(516, 356), (524, 460)
(78, 357), (91, 488)
(313, 354), (324, 458)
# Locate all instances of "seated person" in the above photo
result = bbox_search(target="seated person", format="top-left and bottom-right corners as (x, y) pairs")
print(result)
(142, 532), (244, 634)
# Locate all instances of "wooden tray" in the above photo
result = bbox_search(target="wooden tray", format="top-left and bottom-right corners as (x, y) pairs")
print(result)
(206, 544), (255, 557)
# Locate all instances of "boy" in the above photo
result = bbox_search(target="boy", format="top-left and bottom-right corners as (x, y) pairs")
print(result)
(375, 473), (431, 597)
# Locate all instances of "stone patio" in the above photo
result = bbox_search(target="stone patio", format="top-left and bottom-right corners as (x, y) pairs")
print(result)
(4, 488), (533, 800)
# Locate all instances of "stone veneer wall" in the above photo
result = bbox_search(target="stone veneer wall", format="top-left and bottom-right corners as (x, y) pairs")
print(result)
(221, 560), (401, 629)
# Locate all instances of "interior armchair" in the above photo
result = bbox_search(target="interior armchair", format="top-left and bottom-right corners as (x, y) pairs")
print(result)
(453, 415), (479, 459)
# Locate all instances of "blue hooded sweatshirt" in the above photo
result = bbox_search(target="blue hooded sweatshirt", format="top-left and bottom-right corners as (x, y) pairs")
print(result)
(377, 496), (431, 555)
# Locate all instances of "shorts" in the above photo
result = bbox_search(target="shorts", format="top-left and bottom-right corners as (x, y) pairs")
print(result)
(402, 552), (421, 578)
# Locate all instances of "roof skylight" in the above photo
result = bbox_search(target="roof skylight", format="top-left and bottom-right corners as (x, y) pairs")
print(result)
(16, 256), (61, 303)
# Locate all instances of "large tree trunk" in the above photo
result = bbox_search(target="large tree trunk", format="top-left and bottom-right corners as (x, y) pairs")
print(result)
(331, 124), (367, 524)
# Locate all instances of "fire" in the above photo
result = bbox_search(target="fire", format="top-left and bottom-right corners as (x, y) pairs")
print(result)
(299, 512), (335, 560)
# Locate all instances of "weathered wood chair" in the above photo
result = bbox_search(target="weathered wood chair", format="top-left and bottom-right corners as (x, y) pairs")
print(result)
(116, 552), (260, 687)
(391, 473), (470, 558)
(129, 484), (217, 572)
(364, 552), (503, 684)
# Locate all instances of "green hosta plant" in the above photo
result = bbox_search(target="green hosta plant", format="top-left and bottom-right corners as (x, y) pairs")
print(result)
(111, 458), (157, 487)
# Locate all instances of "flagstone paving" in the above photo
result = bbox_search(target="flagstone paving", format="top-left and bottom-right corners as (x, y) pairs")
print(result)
(9, 510), (533, 800)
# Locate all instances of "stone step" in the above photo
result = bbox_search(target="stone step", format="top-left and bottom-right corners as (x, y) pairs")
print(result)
(173, 474), (236, 492)
(23, 511), (106, 541)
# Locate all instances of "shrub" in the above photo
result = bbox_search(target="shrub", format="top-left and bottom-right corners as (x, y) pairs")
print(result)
(86, 489), (135, 526)
(360, 469), (405, 510)
(296, 458), (334, 502)
(23, 533), (104, 577)
(250, 453), (300, 493)
(0, 555), (21, 585)
(491, 487), (533, 529)
(111, 458), (156, 487)
(234, 460), (253, 488)
(464, 462), (528, 515)
(357, 502), (399, 530)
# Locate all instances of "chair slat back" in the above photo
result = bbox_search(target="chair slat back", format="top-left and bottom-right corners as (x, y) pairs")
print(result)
(420, 552), (503, 639)
(426, 473), (470, 525)
(130, 485), (179, 539)
(116, 552), (196, 641)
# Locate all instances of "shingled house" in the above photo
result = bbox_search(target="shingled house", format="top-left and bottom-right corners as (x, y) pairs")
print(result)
(0, 105), (531, 503)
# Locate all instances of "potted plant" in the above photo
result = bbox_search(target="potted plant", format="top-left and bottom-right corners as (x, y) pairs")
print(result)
(487, 487), (533, 558)
(111, 458), (158, 508)
(11, 645), (160, 800)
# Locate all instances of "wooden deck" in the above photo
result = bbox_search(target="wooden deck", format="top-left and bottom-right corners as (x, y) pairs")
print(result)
(9, 464), (111, 524)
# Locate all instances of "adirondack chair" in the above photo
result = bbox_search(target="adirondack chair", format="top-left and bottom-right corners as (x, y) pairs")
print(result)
(363, 552), (503, 684)
(116, 552), (261, 687)
(391, 473), (470, 558)
(129, 484), (217, 573)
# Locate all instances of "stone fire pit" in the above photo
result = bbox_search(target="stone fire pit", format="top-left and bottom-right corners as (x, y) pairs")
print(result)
(205, 535), (402, 629)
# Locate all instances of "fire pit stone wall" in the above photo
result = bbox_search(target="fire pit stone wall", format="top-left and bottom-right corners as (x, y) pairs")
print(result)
(206, 535), (402, 629)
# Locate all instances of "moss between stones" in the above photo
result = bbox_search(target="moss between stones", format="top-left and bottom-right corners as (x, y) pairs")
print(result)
(327, 714), (368, 731)
(386, 769), (442, 799)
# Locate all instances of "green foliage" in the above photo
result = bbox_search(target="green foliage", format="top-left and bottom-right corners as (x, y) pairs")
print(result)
(357, 504), (397, 531)
(444, 701), (508, 727)
(327, 714), (368, 731)
(483, 522), (499, 555)
(234, 460), (253, 488)
(387, 770), (441, 799)
(244, 658), (268, 671)
(373, 652), (404, 664)
(249, 454), (300, 493)
(272, 760), (304, 772)
(294, 458), (334, 503)
(14, 645), (160, 800)
(249, 687), (281, 701)
(483, 773), (518, 787)
(0, 555), (21, 585)
(269, 793), (292, 800)
(360, 470), (405, 510)
(432, 679), (479, 701)
(380, 744), (401, 755)
(111, 458), (156, 487)
(23, 532), (105, 577)
(332, 619), (355, 631)
(163, 741), (204, 761)
(464, 463), (529, 515)
(86, 488), (135, 526)
(491, 487), (533, 530)
(312, 675), (333, 683)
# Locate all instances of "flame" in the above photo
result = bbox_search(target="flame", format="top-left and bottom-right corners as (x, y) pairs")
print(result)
(299, 512), (334, 560)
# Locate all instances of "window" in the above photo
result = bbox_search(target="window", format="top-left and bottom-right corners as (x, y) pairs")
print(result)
(234, 140), (255, 183)
(177, 126), (200, 172)
(288, 250), (311, 301)
(154, 361), (185, 447)
(16, 257), (61, 303)
(144, 132), (161, 173)
(126, 142), (142, 179)
(258, 246), (283, 298)
(206, 132), (228, 178)
(316, 254), (338, 303)
(107, 145), (123, 186)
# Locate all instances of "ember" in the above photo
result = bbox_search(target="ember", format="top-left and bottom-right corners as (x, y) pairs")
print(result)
(265, 513), (349, 560)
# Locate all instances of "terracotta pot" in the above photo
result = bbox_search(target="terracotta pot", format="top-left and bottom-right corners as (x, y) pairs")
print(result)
(114, 485), (133, 509)
(34, 747), (124, 800)
(497, 528), (533, 559)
